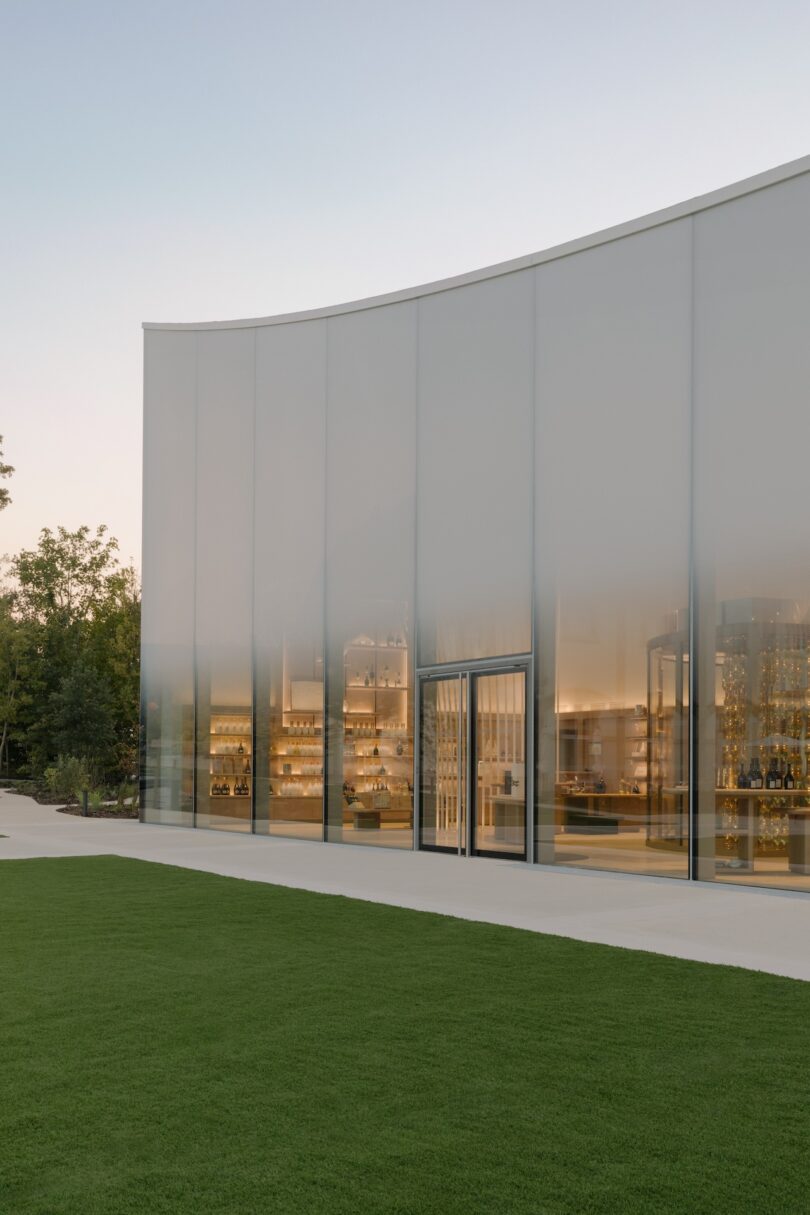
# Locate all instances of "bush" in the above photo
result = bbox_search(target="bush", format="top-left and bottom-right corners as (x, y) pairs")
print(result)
(43, 755), (90, 802)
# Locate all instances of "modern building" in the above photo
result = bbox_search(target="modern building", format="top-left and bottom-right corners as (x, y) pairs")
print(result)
(141, 155), (810, 894)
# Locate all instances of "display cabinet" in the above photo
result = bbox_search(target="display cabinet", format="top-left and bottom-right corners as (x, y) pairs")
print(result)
(209, 711), (253, 801)
(269, 704), (324, 807)
(710, 599), (810, 874)
(341, 617), (413, 832)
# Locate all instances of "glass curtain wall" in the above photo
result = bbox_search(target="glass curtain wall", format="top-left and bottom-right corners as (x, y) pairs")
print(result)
(535, 222), (691, 878)
(194, 328), (255, 831)
(694, 174), (810, 891)
(417, 273), (534, 665)
(141, 330), (196, 825)
(325, 302), (417, 848)
(254, 321), (326, 839)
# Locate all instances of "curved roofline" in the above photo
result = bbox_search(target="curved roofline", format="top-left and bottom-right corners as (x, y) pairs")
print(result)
(143, 154), (810, 332)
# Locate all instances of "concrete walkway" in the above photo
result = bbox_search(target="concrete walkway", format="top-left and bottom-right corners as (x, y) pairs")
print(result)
(2, 789), (810, 981)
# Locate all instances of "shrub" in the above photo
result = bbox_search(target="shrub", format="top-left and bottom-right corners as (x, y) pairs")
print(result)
(43, 755), (90, 802)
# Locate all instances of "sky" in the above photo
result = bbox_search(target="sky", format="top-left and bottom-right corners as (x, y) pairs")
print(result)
(2, 0), (810, 571)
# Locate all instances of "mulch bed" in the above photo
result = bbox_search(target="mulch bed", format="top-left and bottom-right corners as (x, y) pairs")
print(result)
(56, 805), (139, 820)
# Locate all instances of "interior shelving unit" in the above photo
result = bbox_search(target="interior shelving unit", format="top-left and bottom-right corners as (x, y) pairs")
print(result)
(209, 712), (252, 800)
(342, 623), (413, 827)
(626, 706), (649, 795)
(712, 600), (810, 870)
(269, 706), (324, 804)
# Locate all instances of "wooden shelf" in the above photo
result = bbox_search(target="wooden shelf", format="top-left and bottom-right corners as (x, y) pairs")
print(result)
(714, 788), (808, 798)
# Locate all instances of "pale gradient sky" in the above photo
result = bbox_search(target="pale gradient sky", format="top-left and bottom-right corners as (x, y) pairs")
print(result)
(2, 0), (809, 570)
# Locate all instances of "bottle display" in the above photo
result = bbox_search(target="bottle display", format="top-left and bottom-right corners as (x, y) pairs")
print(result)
(341, 619), (412, 835)
(268, 699), (324, 808)
(711, 612), (810, 875)
(209, 713), (252, 800)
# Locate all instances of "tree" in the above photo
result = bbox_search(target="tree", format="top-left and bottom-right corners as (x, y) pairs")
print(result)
(50, 658), (117, 781)
(0, 592), (26, 774)
(13, 525), (122, 627)
(7, 525), (141, 785)
(0, 436), (13, 511)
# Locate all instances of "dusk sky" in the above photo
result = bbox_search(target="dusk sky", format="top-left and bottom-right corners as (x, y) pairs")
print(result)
(3, 0), (810, 569)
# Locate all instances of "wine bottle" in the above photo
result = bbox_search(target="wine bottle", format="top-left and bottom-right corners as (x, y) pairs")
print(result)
(737, 763), (750, 789)
(765, 758), (782, 790)
(748, 758), (763, 790)
(785, 762), (796, 790)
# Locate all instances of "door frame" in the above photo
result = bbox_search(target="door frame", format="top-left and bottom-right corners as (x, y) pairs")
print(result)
(415, 653), (533, 862)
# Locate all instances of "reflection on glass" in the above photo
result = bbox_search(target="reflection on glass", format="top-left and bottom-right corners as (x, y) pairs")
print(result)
(712, 601), (810, 888)
(474, 672), (526, 857)
(420, 676), (466, 851)
(550, 608), (689, 878)
(142, 679), (194, 826)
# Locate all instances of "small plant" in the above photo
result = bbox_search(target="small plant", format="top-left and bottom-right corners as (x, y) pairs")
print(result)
(87, 789), (105, 813)
(43, 755), (90, 803)
(114, 781), (139, 813)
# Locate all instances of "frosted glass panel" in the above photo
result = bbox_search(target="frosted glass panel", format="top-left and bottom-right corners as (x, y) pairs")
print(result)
(325, 301), (416, 849)
(694, 174), (810, 891)
(535, 221), (691, 879)
(194, 327), (255, 831)
(417, 272), (534, 664)
(141, 330), (196, 825)
(254, 320), (326, 840)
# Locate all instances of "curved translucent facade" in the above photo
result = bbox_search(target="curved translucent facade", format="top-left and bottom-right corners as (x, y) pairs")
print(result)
(142, 155), (810, 893)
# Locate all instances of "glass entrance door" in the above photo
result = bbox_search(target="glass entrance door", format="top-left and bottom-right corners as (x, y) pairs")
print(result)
(472, 670), (526, 858)
(419, 666), (527, 859)
(419, 675), (467, 852)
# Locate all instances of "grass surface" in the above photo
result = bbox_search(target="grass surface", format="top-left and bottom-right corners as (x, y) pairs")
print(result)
(2, 856), (809, 1214)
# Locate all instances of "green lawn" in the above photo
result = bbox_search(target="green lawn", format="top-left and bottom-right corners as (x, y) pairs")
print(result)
(2, 857), (809, 1214)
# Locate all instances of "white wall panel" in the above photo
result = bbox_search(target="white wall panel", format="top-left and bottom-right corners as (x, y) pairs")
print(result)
(535, 220), (692, 873)
(142, 329), (196, 659)
(693, 174), (810, 885)
(254, 320), (327, 835)
(141, 328), (196, 823)
(195, 327), (255, 693)
(325, 301), (417, 843)
(694, 174), (810, 601)
(417, 272), (534, 664)
(195, 326), (255, 827)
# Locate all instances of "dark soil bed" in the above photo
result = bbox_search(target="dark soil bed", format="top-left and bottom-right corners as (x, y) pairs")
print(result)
(56, 805), (138, 819)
